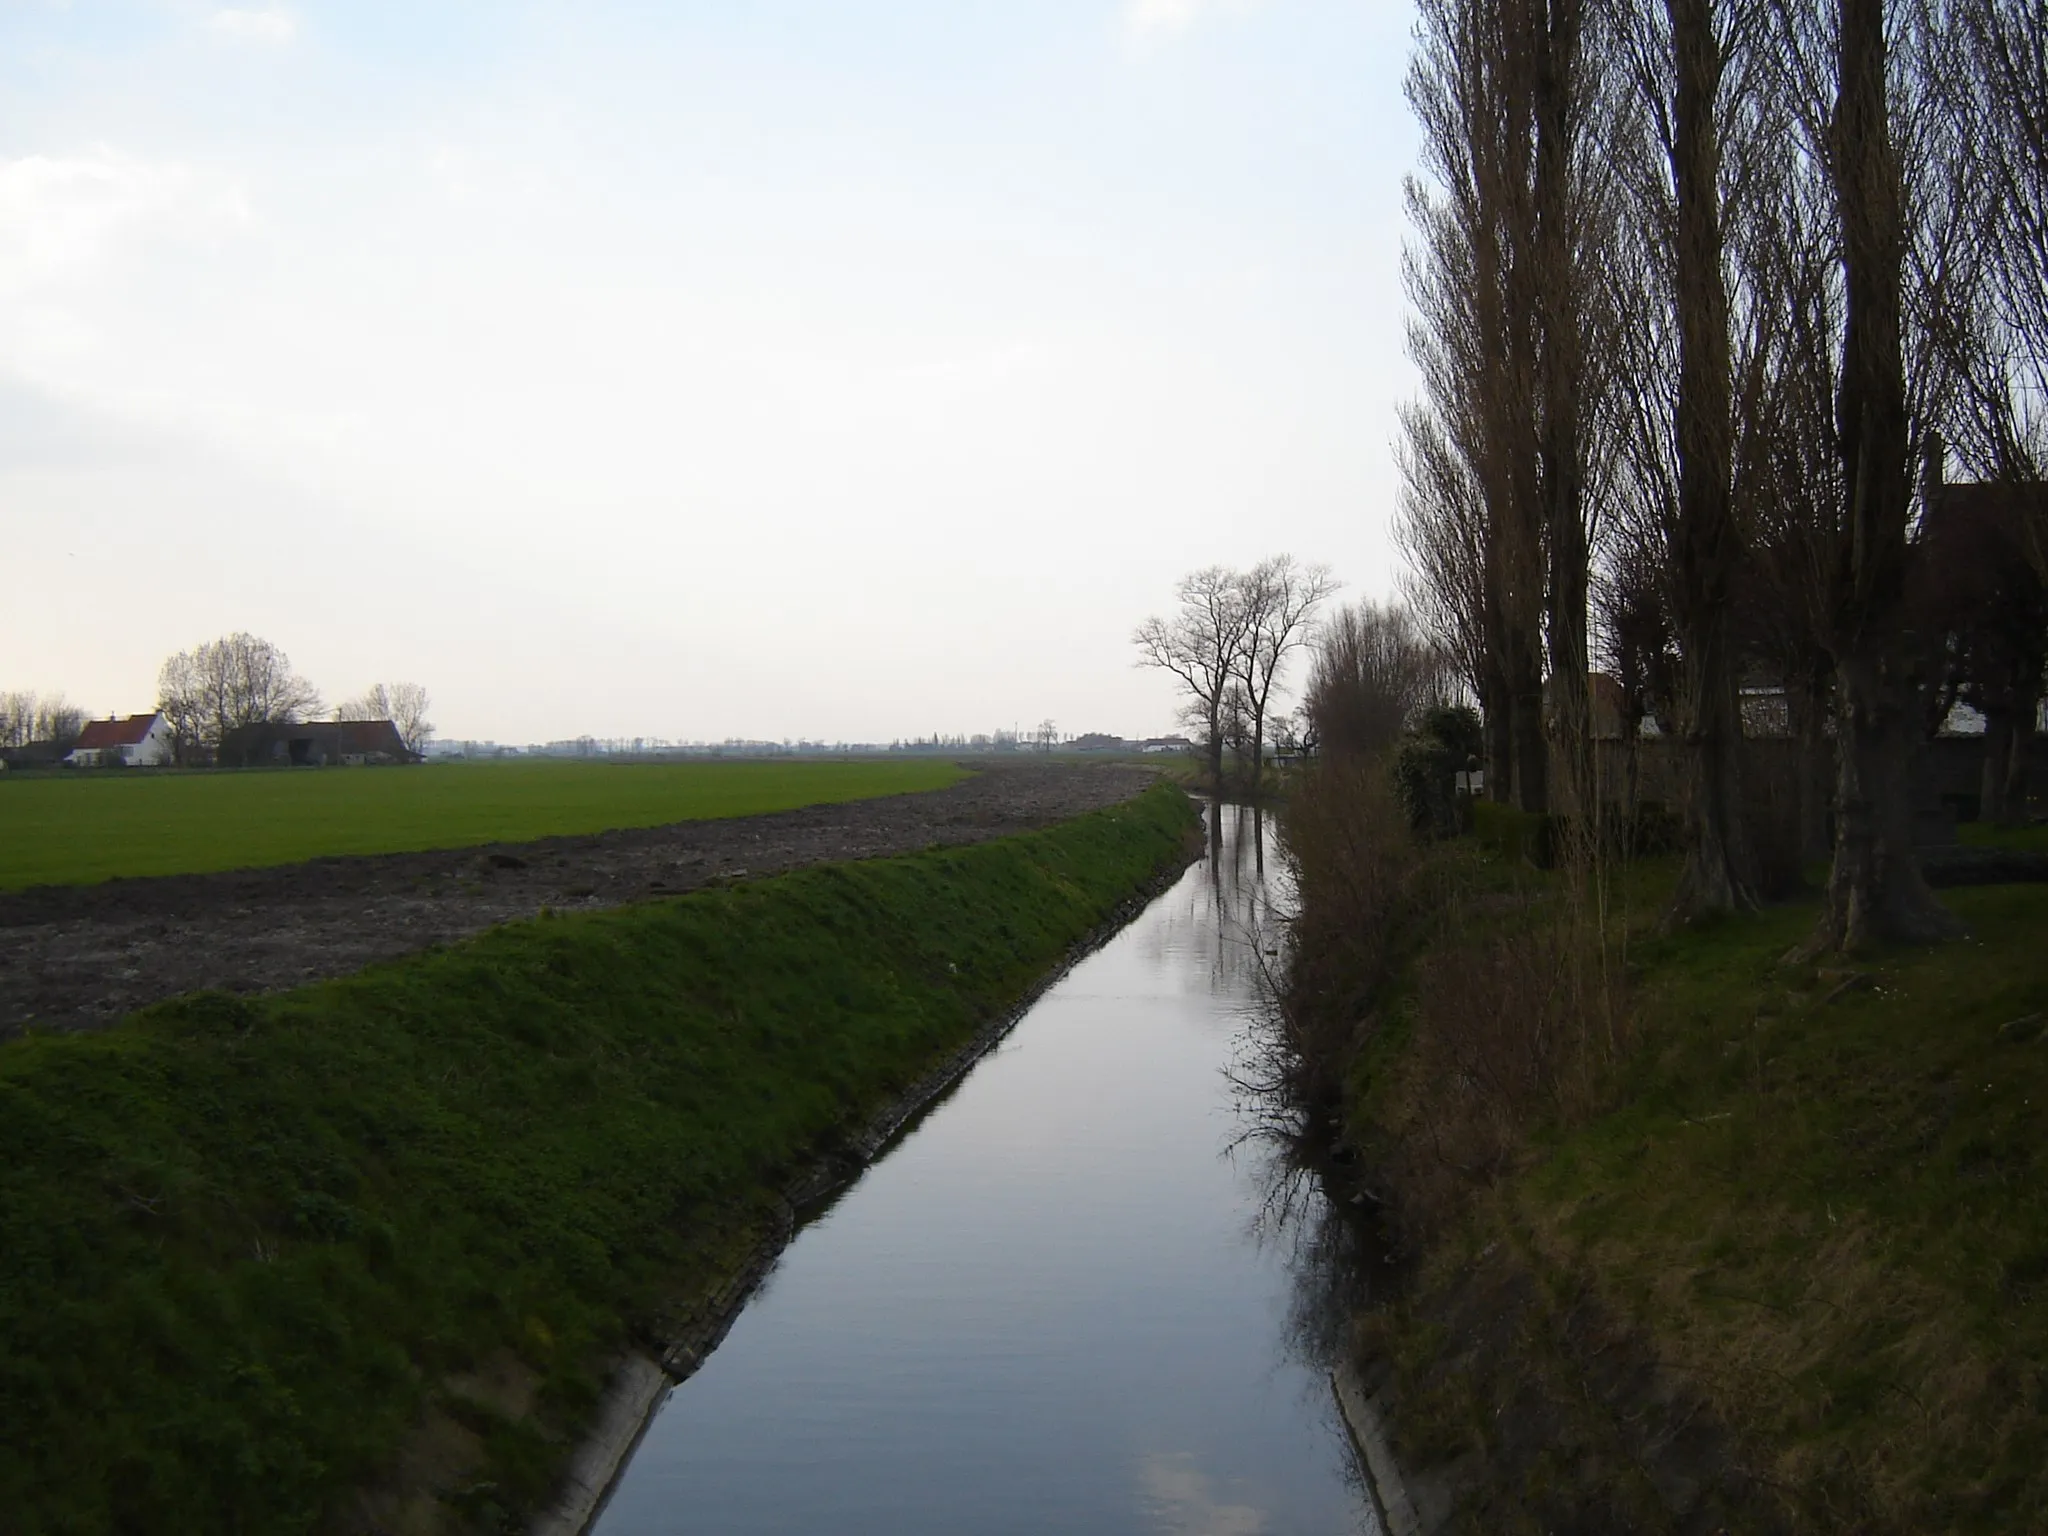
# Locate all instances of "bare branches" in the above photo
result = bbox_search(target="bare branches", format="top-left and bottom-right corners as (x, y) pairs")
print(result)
(1134, 566), (1252, 789)
(1135, 560), (1335, 790)
(337, 682), (435, 755)
(1234, 557), (1340, 795)
(1304, 601), (1450, 759)
(0, 692), (89, 752)
(157, 634), (321, 766)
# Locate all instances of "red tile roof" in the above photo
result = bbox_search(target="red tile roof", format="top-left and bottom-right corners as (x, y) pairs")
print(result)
(72, 713), (160, 750)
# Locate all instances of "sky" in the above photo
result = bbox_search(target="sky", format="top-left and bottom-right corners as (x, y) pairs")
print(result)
(0, 0), (1421, 745)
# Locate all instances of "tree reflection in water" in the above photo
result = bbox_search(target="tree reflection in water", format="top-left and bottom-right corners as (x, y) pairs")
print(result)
(1209, 797), (1388, 1382)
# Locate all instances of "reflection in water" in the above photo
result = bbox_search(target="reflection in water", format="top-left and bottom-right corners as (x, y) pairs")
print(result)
(594, 802), (1379, 1536)
(1137, 1451), (1270, 1536)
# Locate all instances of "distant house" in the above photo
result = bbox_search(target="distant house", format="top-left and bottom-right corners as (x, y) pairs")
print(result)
(66, 713), (174, 768)
(1543, 672), (1633, 741)
(1140, 737), (1195, 755)
(218, 719), (415, 769)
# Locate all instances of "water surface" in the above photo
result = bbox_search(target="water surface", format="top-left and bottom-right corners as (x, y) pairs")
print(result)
(595, 803), (1379, 1535)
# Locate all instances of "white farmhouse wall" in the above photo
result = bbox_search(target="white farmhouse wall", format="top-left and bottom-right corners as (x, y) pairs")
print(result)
(129, 715), (173, 766)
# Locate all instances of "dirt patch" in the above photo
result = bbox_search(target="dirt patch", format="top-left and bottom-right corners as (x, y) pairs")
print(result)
(0, 761), (1158, 1039)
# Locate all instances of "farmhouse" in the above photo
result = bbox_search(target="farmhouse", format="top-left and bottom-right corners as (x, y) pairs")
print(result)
(219, 719), (415, 769)
(66, 713), (174, 768)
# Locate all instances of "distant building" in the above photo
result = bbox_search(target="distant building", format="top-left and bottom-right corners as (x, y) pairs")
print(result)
(1543, 673), (1633, 741)
(1140, 736), (1194, 754)
(0, 741), (70, 771)
(219, 719), (415, 768)
(67, 713), (174, 768)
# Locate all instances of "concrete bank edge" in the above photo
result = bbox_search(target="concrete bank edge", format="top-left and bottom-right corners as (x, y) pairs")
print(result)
(530, 792), (1204, 1536)
(1332, 1361), (1423, 1536)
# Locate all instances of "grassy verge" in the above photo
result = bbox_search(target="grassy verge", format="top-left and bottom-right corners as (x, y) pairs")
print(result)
(0, 783), (1198, 1535)
(0, 758), (966, 890)
(1298, 789), (2048, 1531)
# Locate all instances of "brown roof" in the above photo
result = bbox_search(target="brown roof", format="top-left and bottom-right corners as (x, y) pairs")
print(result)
(327, 719), (409, 757)
(72, 714), (160, 750)
(1934, 480), (2048, 520)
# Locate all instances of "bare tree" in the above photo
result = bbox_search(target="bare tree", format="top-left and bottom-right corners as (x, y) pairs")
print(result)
(385, 682), (433, 756)
(1944, 0), (2048, 507)
(39, 698), (87, 752)
(335, 683), (393, 723)
(1232, 556), (1339, 796)
(0, 691), (88, 752)
(1135, 566), (1253, 789)
(1790, 0), (1960, 948)
(0, 692), (27, 750)
(157, 633), (322, 764)
(1395, 404), (1495, 728)
(1304, 600), (1449, 759)
(1403, 0), (1542, 807)
(1604, 0), (1774, 915)
(338, 681), (434, 755)
(1402, 0), (1618, 816)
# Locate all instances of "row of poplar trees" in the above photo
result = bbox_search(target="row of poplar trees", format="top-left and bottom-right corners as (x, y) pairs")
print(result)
(1395, 0), (2046, 950)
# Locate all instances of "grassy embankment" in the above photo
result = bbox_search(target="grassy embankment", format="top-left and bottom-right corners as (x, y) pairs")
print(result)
(0, 758), (965, 890)
(1295, 783), (2048, 1532)
(0, 782), (1198, 1534)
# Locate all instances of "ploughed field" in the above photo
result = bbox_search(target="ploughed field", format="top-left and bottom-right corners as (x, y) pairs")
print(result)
(0, 760), (1157, 1038)
(0, 758), (967, 890)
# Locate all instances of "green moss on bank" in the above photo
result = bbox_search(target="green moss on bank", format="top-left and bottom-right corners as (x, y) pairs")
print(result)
(0, 783), (1198, 1535)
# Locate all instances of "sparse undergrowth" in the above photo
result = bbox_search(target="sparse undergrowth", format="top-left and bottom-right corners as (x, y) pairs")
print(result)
(0, 783), (1198, 1535)
(1304, 796), (2048, 1532)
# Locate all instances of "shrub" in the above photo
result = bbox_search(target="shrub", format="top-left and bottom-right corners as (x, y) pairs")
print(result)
(1394, 705), (1484, 839)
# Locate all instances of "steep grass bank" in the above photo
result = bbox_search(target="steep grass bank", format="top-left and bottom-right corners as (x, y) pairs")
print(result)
(1289, 790), (2048, 1532)
(0, 783), (1198, 1535)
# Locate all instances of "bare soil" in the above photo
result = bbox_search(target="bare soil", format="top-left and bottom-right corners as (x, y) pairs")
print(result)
(0, 761), (1160, 1040)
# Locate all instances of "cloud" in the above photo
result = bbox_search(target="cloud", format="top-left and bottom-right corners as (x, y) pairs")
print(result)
(207, 7), (296, 43)
(0, 152), (254, 298)
(1128, 0), (1205, 32)
(1124, 0), (1262, 38)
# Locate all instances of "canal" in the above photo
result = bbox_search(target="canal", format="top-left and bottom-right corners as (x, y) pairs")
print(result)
(592, 801), (1381, 1534)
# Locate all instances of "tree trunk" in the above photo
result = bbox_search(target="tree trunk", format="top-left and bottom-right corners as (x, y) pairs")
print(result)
(1790, 663), (1834, 865)
(1820, 652), (1958, 946)
(1808, 0), (1958, 951)
(1981, 708), (2015, 826)
(1536, 0), (1589, 839)
(1508, 637), (1549, 815)
(1482, 540), (1517, 803)
(1666, 0), (1760, 918)
(2006, 709), (2037, 826)
(1482, 666), (1514, 804)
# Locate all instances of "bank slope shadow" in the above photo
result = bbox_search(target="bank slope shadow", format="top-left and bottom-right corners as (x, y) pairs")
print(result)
(0, 783), (1200, 1535)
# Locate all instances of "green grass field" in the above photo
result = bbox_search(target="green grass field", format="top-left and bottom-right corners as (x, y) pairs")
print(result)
(0, 759), (967, 890)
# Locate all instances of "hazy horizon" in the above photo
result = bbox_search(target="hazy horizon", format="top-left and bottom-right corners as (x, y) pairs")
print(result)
(1, 1), (1419, 745)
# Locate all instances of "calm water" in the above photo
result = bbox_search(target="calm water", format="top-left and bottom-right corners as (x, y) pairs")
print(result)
(593, 803), (1380, 1536)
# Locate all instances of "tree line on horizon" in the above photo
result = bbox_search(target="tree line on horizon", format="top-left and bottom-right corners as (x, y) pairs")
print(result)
(2, 633), (431, 766)
(1393, 0), (2047, 948)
